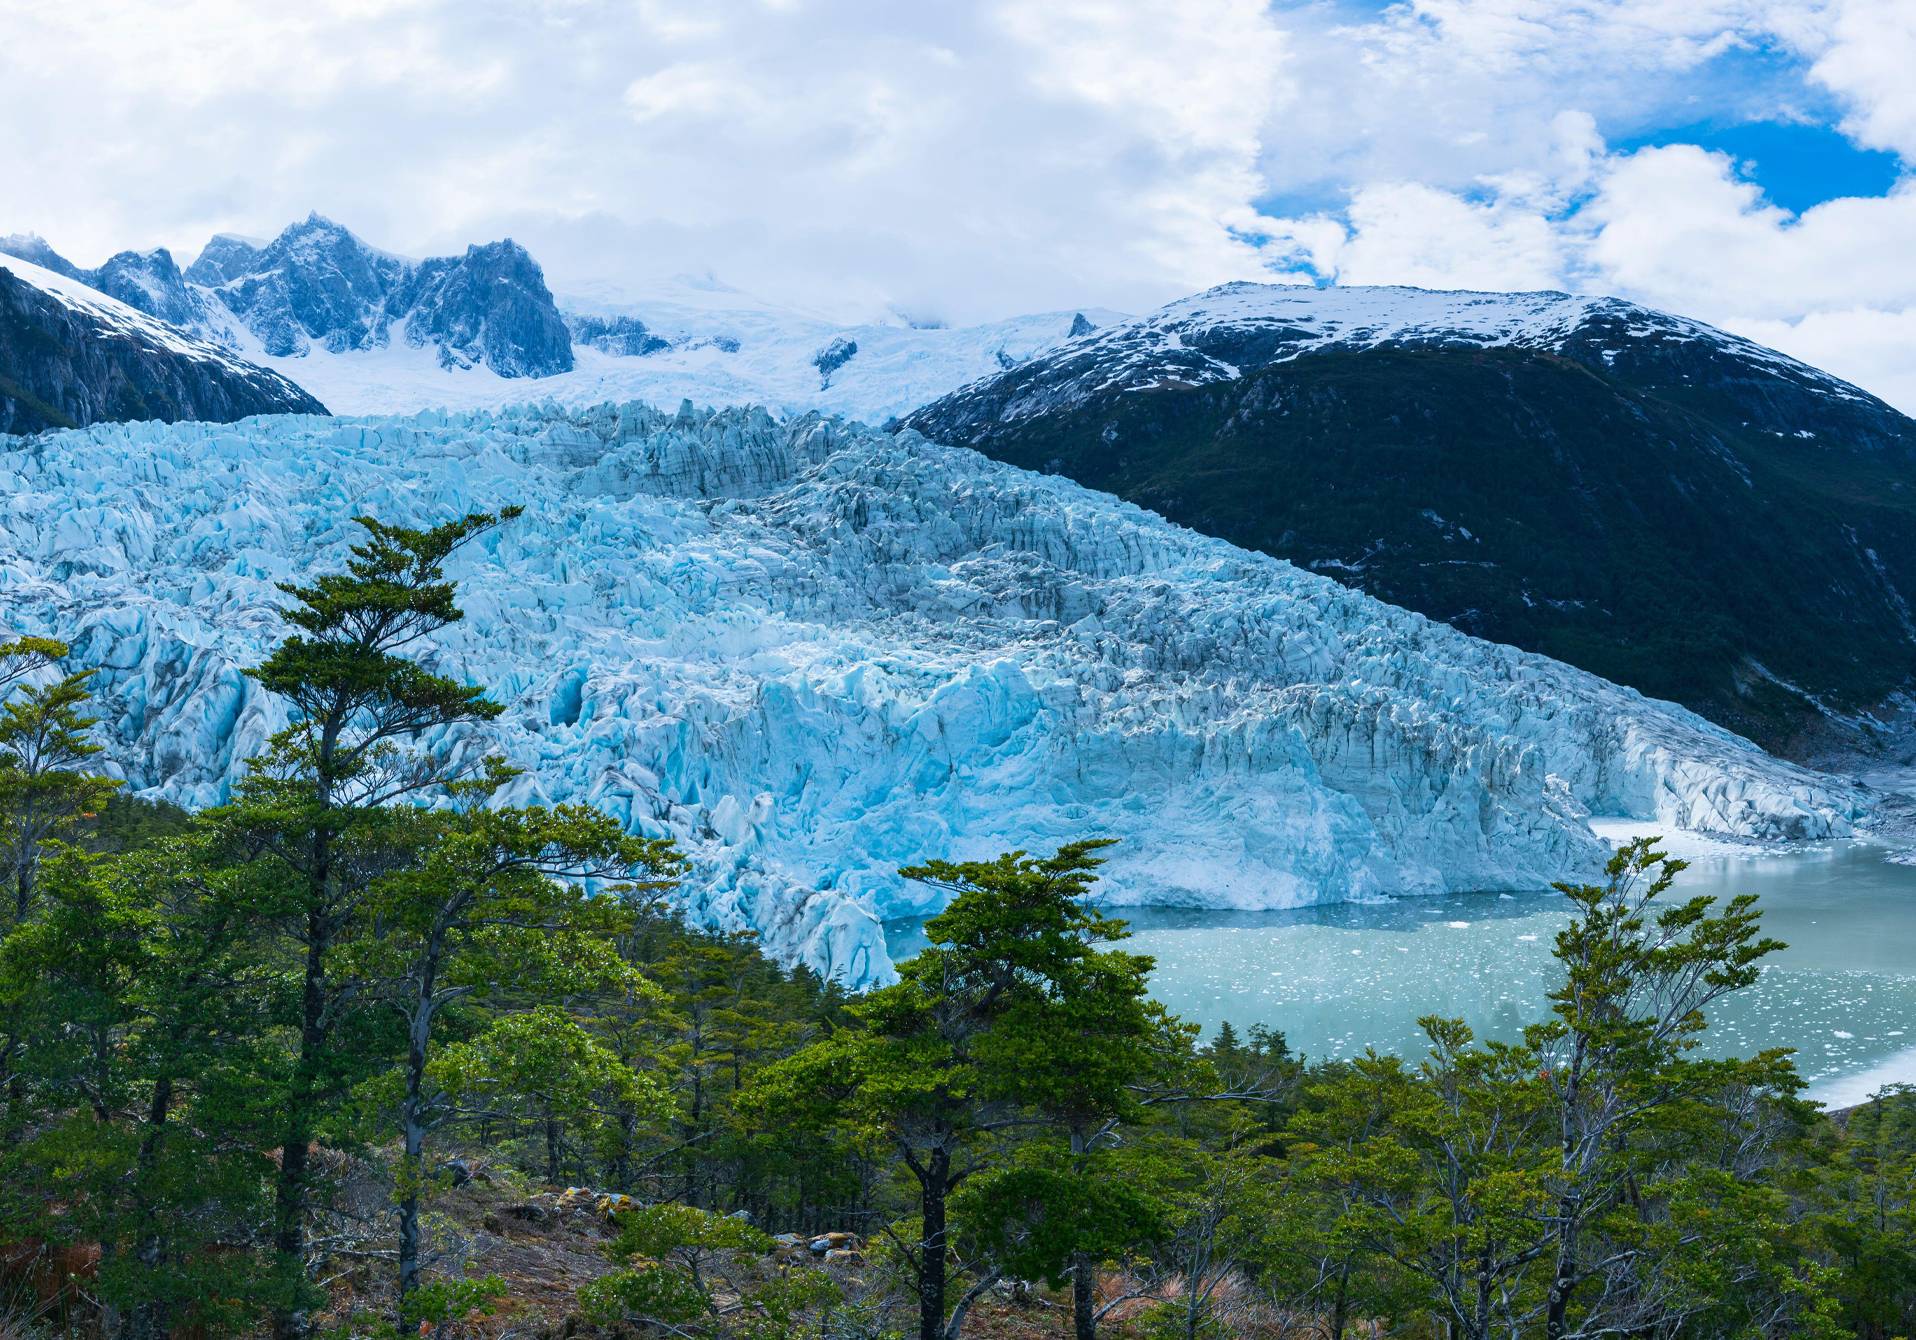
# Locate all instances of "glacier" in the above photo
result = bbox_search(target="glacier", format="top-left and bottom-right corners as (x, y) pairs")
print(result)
(227, 282), (1123, 426)
(0, 402), (1868, 986)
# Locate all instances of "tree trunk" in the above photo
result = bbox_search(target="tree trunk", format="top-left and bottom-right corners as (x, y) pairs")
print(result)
(918, 1145), (951, 1340)
(124, 1075), (175, 1340)
(545, 1112), (563, 1186)
(1329, 1263), (1349, 1340)
(272, 893), (330, 1340)
(609, 1105), (635, 1192)
(1548, 1034), (1589, 1340)
(13, 847), (33, 922)
(1071, 1253), (1097, 1340)
(944, 1270), (1001, 1340)
(1545, 1253), (1574, 1340)
(1069, 1125), (1097, 1340)
(396, 956), (441, 1318)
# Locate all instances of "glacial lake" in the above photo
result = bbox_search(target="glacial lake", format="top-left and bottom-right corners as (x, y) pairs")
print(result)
(884, 829), (1916, 1108)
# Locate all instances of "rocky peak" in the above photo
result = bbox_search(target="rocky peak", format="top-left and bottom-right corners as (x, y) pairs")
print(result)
(184, 233), (264, 286)
(90, 248), (201, 328)
(389, 239), (573, 378)
(214, 215), (407, 356)
(0, 233), (83, 280)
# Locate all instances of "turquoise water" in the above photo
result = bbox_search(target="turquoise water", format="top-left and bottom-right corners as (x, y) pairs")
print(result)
(883, 837), (1916, 1107)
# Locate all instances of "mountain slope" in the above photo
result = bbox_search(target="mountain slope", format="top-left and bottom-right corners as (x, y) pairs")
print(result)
(0, 402), (1866, 984)
(0, 253), (326, 433)
(904, 283), (1916, 755)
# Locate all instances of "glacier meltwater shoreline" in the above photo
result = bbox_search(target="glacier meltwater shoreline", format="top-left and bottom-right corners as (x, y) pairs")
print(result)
(0, 401), (1870, 985)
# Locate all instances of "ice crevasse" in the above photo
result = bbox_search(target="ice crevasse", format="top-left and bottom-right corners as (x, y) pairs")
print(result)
(0, 401), (1868, 986)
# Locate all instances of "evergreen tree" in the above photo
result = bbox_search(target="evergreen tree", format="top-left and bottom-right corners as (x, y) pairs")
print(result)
(435, 1003), (663, 1186)
(0, 634), (63, 700)
(217, 508), (520, 1334)
(1807, 1088), (1916, 1338)
(0, 663), (121, 921)
(761, 840), (1142, 1340)
(349, 798), (682, 1310)
(581, 1203), (840, 1339)
(0, 839), (290, 1339)
(1530, 836), (1798, 1338)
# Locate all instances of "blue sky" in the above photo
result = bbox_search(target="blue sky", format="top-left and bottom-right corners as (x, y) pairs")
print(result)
(1619, 120), (1901, 214)
(1, 0), (1914, 408)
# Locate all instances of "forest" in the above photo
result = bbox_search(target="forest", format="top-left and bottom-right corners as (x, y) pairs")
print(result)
(2, 508), (1913, 1340)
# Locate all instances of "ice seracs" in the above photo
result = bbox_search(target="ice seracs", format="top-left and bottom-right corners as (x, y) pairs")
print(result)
(0, 402), (1869, 986)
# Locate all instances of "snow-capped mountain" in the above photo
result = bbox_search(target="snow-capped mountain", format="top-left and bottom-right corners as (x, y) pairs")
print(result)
(0, 252), (326, 432)
(0, 402), (1867, 984)
(234, 270), (1114, 425)
(2, 222), (1113, 424)
(4, 216), (575, 381)
(905, 282), (1916, 756)
(908, 282), (1893, 421)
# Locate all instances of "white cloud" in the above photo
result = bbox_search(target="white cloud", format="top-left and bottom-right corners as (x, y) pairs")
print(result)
(3, 0), (1915, 408)
(1245, 0), (1916, 410)
(1789, 0), (1916, 158)
(1278, 184), (1565, 291)
(1583, 145), (1916, 318)
(1734, 307), (1916, 413)
(0, 0), (1291, 323)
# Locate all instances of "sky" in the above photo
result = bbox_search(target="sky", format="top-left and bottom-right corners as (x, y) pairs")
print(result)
(3, 0), (1915, 408)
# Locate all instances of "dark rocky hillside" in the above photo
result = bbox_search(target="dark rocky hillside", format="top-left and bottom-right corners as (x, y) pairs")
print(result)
(904, 284), (1916, 756)
(0, 258), (325, 433)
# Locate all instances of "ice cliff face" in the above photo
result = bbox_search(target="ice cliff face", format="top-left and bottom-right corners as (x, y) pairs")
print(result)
(0, 403), (1867, 985)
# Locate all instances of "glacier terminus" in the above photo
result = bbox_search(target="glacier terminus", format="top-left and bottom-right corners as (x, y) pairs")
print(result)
(0, 402), (1869, 986)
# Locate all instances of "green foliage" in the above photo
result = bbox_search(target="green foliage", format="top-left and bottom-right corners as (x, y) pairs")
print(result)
(435, 1003), (670, 1144)
(953, 1154), (1164, 1287)
(610, 1200), (777, 1259)
(0, 634), (65, 698)
(760, 839), (1207, 1340)
(0, 839), (301, 1333)
(78, 792), (194, 853)
(583, 1203), (839, 1340)
(1803, 1088), (1916, 1338)
(8, 529), (1916, 1340)
(246, 510), (523, 763)
(398, 1275), (508, 1329)
(0, 662), (123, 920)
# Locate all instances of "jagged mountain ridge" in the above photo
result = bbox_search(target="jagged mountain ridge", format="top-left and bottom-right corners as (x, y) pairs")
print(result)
(0, 401), (1867, 984)
(5, 216), (574, 380)
(0, 252), (326, 433)
(1, 221), (1113, 422)
(904, 282), (1916, 756)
